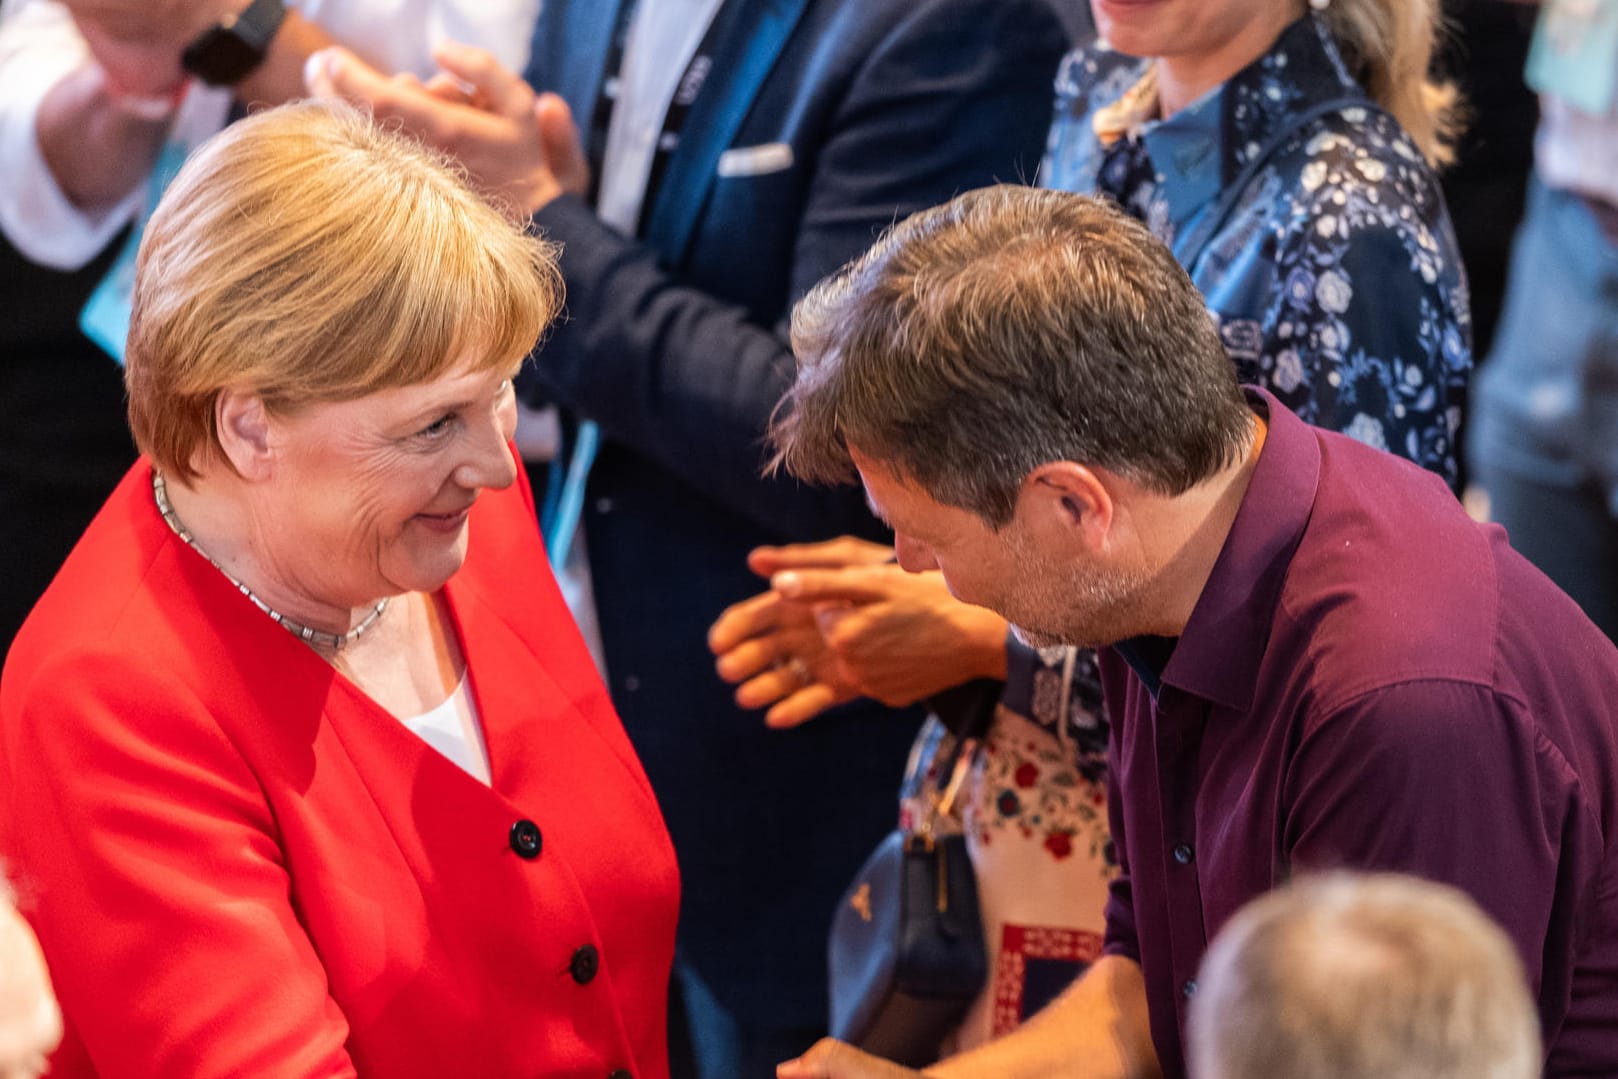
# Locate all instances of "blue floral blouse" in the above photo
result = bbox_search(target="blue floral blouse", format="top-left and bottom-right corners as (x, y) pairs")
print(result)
(1042, 15), (1472, 485)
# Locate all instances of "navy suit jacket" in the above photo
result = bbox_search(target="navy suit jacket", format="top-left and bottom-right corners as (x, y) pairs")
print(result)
(524, 0), (1069, 1025)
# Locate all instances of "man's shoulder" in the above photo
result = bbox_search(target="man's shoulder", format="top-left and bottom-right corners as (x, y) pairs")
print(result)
(1278, 436), (1497, 687)
(1281, 432), (1618, 711)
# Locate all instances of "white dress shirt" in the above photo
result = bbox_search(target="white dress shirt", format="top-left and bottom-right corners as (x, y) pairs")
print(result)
(401, 673), (491, 785)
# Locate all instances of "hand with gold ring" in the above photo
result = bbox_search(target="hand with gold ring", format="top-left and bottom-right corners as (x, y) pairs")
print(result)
(709, 588), (860, 728)
(709, 536), (1011, 728)
(783, 654), (814, 688)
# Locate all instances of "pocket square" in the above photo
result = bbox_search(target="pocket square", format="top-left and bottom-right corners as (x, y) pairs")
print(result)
(716, 142), (795, 178)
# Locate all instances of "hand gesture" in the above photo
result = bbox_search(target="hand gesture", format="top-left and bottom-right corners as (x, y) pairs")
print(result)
(305, 42), (589, 218)
(709, 537), (1009, 728)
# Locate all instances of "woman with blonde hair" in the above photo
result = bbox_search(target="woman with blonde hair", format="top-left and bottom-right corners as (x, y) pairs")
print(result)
(0, 100), (679, 1078)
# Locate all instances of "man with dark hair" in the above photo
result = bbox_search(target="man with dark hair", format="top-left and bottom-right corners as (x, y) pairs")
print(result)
(771, 185), (1618, 1079)
(303, 8), (1071, 1074)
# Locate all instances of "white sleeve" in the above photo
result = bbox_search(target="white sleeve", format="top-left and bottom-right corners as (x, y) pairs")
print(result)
(0, 0), (535, 271)
(0, 0), (229, 271)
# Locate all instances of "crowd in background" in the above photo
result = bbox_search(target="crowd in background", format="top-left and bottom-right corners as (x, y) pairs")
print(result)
(0, 0), (1614, 1077)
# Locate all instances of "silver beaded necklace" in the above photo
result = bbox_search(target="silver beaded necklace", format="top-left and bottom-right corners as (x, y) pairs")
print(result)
(152, 470), (388, 651)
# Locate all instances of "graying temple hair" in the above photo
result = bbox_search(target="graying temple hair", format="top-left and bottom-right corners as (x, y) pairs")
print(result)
(768, 185), (1251, 525)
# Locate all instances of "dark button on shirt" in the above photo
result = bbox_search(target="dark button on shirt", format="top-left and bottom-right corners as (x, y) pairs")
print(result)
(1171, 844), (1193, 866)
(1099, 389), (1618, 1079)
(570, 943), (600, 985)
(509, 819), (542, 860)
(608, 1070), (632, 1079)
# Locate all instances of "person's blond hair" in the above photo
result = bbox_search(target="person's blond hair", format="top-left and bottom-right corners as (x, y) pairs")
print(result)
(1188, 872), (1542, 1079)
(126, 100), (562, 481)
(1320, 0), (1461, 166)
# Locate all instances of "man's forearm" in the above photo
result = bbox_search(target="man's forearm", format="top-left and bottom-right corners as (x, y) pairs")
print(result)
(929, 956), (1162, 1079)
(234, 12), (334, 106)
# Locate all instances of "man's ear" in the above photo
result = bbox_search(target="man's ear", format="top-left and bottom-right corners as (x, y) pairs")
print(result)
(1024, 461), (1114, 552)
(214, 388), (274, 481)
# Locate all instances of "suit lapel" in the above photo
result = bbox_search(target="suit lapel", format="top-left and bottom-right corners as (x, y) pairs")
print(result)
(441, 572), (538, 793)
(526, 0), (623, 124)
(642, 0), (810, 262)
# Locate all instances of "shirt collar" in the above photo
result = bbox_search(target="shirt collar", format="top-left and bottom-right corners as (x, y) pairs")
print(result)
(1094, 15), (1367, 234)
(1158, 388), (1321, 712)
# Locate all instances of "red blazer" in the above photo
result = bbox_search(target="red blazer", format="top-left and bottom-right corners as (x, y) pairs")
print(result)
(0, 458), (680, 1078)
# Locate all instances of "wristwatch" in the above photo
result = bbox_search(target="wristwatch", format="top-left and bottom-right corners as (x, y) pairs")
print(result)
(181, 0), (288, 87)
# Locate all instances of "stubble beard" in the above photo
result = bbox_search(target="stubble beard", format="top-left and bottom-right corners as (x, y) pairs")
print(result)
(1002, 534), (1151, 650)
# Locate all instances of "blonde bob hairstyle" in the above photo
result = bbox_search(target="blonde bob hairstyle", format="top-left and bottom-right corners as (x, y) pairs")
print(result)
(126, 100), (562, 482)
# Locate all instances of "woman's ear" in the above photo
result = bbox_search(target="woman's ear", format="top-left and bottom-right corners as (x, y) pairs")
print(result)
(213, 388), (274, 481)
(1025, 461), (1114, 552)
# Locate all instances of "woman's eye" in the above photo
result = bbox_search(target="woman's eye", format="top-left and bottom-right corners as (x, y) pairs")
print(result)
(418, 414), (457, 438)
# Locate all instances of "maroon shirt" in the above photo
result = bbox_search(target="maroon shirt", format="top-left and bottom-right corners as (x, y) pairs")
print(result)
(1099, 390), (1618, 1079)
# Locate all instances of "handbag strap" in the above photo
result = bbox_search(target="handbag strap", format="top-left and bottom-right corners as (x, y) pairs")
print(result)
(934, 740), (976, 819)
(914, 736), (978, 845)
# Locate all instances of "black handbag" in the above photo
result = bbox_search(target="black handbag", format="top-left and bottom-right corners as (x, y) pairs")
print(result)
(827, 731), (986, 1067)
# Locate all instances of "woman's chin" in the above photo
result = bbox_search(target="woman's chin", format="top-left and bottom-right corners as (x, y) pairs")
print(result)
(388, 525), (472, 594)
(1092, 0), (1174, 55)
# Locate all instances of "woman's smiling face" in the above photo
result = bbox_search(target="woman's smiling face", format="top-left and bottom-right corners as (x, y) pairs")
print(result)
(253, 357), (521, 609)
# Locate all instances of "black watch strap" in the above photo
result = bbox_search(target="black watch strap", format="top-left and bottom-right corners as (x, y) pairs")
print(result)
(181, 0), (288, 87)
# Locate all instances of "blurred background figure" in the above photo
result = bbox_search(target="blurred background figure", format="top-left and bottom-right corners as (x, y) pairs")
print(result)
(0, 890), (60, 1079)
(1436, 0), (1538, 369)
(1466, 0), (1618, 642)
(305, 2), (1073, 1073)
(1, 102), (680, 1077)
(1188, 872), (1542, 1079)
(0, 0), (538, 652)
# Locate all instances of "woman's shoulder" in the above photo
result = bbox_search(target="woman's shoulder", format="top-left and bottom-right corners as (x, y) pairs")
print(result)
(3, 464), (177, 682)
(1262, 106), (1449, 227)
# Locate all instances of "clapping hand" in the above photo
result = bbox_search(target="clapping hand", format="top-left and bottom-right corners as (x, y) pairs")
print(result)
(62, 0), (237, 96)
(0, 902), (60, 1079)
(305, 41), (589, 219)
(709, 536), (1010, 728)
